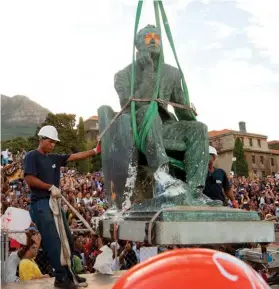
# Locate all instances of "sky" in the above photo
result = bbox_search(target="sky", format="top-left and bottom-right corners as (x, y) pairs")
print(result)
(0, 0), (278, 140)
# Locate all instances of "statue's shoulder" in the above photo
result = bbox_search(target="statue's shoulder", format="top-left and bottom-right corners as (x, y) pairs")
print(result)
(162, 63), (180, 79)
(114, 64), (133, 79)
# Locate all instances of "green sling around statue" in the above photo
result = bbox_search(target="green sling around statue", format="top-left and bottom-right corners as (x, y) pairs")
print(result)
(113, 23), (222, 210)
(96, 0), (224, 215)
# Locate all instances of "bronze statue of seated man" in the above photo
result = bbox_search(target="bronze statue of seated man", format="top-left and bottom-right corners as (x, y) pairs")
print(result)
(98, 24), (222, 213)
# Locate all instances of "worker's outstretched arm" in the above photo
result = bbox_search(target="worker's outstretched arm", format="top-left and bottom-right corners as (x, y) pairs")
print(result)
(67, 149), (97, 162)
(67, 142), (101, 162)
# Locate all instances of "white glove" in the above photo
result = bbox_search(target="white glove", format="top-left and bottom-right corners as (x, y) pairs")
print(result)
(49, 185), (62, 198)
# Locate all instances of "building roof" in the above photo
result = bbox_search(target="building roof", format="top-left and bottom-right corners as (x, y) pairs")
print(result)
(268, 140), (279, 145)
(87, 115), (98, 121)
(208, 129), (232, 138)
(270, 149), (279, 155)
(208, 129), (267, 139)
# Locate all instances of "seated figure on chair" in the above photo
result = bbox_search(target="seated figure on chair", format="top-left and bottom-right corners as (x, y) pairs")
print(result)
(98, 24), (222, 212)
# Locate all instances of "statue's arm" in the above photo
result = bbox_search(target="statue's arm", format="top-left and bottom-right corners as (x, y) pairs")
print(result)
(114, 67), (156, 108)
(171, 73), (196, 121)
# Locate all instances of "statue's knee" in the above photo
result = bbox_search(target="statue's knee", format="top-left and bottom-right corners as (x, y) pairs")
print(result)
(187, 121), (208, 131)
(97, 105), (115, 122)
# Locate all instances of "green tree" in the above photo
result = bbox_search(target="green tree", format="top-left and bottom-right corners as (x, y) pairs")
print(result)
(268, 143), (279, 150)
(1, 137), (31, 154)
(231, 137), (249, 177)
(29, 113), (79, 154)
(77, 117), (89, 173)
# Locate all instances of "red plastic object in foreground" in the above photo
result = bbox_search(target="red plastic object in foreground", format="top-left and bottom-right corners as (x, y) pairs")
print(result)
(113, 248), (270, 289)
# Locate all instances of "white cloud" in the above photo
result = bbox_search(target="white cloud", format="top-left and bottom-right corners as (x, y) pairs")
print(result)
(206, 21), (236, 39)
(202, 42), (223, 50)
(224, 48), (252, 61)
(0, 0), (278, 141)
(236, 0), (279, 64)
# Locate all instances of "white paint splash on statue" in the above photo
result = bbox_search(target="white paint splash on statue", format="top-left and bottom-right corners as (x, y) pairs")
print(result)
(122, 164), (137, 211)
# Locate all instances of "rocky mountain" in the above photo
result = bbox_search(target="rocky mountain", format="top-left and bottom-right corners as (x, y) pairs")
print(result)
(1, 94), (50, 140)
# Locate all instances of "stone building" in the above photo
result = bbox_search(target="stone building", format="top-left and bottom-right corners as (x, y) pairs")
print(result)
(209, 122), (279, 177)
(84, 115), (99, 142)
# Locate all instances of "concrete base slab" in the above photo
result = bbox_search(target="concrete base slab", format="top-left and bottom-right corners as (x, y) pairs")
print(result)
(2, 272), (124, 289)
(102, 219), (275, 244)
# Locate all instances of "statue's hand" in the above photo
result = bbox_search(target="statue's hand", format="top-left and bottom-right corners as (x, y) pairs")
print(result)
(136, 51), (154, 71)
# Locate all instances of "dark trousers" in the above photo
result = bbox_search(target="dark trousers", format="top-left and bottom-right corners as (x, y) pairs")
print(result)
(30, 199), (74, 281)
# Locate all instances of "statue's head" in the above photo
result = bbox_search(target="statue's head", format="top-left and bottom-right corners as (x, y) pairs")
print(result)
(135, 25), (161, 55)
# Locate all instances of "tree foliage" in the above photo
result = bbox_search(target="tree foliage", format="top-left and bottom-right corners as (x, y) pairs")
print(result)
(268, 143), (279, 150)
(231, 137), (249, 177)
(1, 137), (31, 154)
(2, 113), (102, 173)
(77, 117), (89, 173)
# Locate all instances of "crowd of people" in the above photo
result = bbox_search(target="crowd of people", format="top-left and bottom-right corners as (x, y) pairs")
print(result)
(229, 174), (279, 219)
(1, 155), (279, 281)
(1, 162), (142, 281)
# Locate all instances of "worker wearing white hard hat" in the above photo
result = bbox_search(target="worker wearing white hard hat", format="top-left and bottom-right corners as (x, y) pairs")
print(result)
(203, 146), (239, 208)
(37, 125), (60, 142)
(23, 125), (101, 289)
(209, 145), (217, 156)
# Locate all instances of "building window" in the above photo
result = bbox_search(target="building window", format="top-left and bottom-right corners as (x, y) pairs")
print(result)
(271, 158), (274, 166)
(240, 137), (244, 143)
(260, 156), (264, 165)
(249, 138), (253, 146)
(257, 139), (261, 147)
(253, 170), (257, 175)
(252, 155), (255, 164)
(262, 171), (266, 177)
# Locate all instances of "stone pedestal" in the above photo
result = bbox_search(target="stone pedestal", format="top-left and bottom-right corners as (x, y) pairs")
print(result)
(101, 206), (274, 245)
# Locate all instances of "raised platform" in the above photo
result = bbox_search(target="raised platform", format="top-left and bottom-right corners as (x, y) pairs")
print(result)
(101, 206), (275, 245)
(2, 272), (125, 289)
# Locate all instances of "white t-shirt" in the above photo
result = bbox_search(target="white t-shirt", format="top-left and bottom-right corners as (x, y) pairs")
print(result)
(83, 197), (92, 206)
(260, 197), (265, 205)
(2, 150), (8, 159)
(5, 251), (20, 283)
(111, 257), (121, 271)
(133, 245), (140, 263)
(8, 152), (13, 161)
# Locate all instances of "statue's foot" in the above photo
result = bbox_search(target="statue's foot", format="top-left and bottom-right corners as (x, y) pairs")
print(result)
(129, 182), (222, 212)
(153, 165), (222, 207)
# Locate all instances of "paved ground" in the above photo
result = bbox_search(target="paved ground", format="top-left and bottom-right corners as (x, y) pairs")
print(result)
(2, 272), (124, 289)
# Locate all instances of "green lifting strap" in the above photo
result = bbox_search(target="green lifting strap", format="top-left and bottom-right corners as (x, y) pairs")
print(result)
(130, 0), (195, 158)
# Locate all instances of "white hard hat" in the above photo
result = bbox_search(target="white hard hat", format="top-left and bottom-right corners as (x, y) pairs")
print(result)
(38, 125), (60, 141)
(209, 146), (217, 156)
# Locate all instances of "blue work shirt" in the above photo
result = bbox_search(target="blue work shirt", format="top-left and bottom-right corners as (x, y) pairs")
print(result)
(24, 150), (70, 203)
(203, 168), (231, 203)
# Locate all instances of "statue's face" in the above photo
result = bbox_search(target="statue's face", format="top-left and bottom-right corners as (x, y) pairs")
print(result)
(143, 31), (161, 54)
(136, 25), (161, 55)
